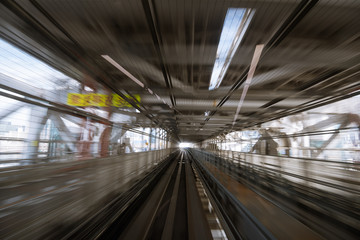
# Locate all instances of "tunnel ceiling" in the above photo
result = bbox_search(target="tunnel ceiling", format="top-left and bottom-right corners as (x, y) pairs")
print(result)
(0, 0), (359, 142)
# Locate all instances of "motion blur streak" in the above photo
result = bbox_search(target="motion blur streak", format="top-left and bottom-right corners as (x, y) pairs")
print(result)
(0, 0), (359, 239)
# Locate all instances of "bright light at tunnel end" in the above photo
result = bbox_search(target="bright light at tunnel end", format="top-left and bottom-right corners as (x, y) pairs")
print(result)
(179, 142), (193, 148)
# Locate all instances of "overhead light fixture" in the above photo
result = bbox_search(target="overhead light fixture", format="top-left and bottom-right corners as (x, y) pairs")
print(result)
(209, 8), (255, 90)
(101, 55), (145, 88)
(148, 88), (153, 94)
(84, 86), (94, 92)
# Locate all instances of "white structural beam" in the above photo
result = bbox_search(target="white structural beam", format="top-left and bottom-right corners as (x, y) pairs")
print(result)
(0, 101), (25, 120)
(49, 112), (76, 152)
(25, 106), (48, 161)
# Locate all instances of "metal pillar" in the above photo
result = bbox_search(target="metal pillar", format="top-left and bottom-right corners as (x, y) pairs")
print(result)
(25, 106), (48, 163)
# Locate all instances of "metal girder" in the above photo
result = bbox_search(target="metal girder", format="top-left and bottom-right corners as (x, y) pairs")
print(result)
(200, 0), (320, 135)
(49, 112), (76, 152)
(301, 115), (348, 133)
(0, 0), (358, 143)
(110, 48), (194, 93)
(141, 0), (176, 107)
(0, 0), (175, 139)
(0, 101), (25, 120)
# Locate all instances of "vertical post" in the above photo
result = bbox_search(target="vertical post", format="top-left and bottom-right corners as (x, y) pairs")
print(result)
(78, 117), (93, 159)
(141, 128), (144, 152)
(99, 125), (111, 157)
(157, 128), (160, 150)
(149, 127), (153, 151)
(159, 129), (162, 150)
(25, 106), (48, 164)
(165, 132), (169, 149)
(162, 129), (164, 149)
(155, 128), (159, 162)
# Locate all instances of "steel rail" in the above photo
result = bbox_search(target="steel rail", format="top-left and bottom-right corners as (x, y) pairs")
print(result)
(103, 150), (214, 239)
(64, 150), (228, 239)
(188, 149), (276, 240)
(161, 152), (184, 240)
(117, 155), (179, 239)
(185, 153), (213, 240)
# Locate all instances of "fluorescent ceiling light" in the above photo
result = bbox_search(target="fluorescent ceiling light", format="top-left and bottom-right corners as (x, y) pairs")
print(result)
(209, 8), (255, 90)
(148, 88), (153, 94)
(84, 86), (94, 92)
(101, 55), (145, 88)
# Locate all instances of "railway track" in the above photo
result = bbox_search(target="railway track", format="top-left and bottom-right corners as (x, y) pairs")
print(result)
(65, 149), (277, 240)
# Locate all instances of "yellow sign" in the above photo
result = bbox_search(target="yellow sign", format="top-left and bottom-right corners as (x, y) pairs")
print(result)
(111, 94), (141, 107)
(67, 93), (87, 106)
(67, 93), (140, 107)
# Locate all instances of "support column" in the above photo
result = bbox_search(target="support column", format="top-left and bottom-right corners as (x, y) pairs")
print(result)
(25, 106), (48, 163)
(149, 127), (152, 151)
